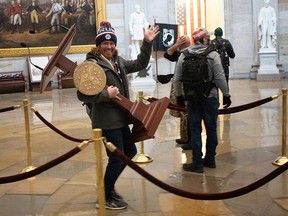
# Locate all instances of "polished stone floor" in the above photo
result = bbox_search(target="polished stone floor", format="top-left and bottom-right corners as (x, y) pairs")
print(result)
(1, 79), (288, 216)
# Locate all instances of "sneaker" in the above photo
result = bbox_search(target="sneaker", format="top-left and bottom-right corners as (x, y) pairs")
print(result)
(183, 163), (203, 173)
(203, 161), (216, 168)
(111, 190), (123, 201)
(96, 197), (127, 210)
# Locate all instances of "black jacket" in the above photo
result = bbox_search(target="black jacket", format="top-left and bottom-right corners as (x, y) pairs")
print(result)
(211, 36), (235, 67)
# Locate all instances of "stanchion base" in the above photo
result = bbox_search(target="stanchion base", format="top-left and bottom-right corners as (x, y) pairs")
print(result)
(272, 156), (288, 166)
(20, 166), (37, 173)
(132, 153), (153, 163)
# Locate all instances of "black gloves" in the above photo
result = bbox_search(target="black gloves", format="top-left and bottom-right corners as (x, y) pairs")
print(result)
(223, 95), (231, 108)
(176, 95), (185, 107)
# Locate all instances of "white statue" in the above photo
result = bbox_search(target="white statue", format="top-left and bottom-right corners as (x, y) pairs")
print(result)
(258, 0), (277, 49)
(129, 4), (149, 59)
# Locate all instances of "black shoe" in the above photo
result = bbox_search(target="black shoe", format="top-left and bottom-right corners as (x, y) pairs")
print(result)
(176, 139), (189, 144)
(111, 190), (123, 201)
(96, 197), (127, 210)
(183, 163), (203, 173)
(203, 161), (216, 168)
(181, 144), (192, 150)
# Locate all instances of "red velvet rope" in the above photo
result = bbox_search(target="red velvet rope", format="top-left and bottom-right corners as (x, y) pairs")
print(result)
(146, 96), (275, 115)
(111, 147), (288, 200)
(0, 146), (81, 184)
(33, 110), (88, 142)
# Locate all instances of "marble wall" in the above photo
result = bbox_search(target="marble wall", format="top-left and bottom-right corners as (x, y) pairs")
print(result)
(278, 0), (288, 74)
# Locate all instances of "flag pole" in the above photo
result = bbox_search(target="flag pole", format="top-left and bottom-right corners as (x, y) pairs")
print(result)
(153, 17), (159, 80)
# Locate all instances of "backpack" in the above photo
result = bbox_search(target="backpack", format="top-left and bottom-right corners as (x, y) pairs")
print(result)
(212, 39), (229, 67)
(181, 45), (216, 106)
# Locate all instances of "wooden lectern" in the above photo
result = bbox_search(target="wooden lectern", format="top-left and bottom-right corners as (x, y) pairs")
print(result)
(112, 95), (169, 142)
(40, 24), (169, 143)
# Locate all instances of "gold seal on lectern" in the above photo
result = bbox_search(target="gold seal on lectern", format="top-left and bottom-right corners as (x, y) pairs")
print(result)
(73, 61), (106, 95)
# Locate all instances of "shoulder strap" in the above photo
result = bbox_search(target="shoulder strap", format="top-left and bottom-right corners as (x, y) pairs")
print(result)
(213, 38), (220, 46)
(213, 38), (225, 48)
(204, 44), (216, 56)
(182, 49), (189, 57)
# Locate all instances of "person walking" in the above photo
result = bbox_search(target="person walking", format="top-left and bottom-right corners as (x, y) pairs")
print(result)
(174, 27), (231, 173)
(211, 27), (235, 86)
(77, 21), (159, 209)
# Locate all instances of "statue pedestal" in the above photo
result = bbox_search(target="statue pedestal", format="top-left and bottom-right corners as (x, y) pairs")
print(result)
(257, 48), (280, 81)
(130, 59), (156, 100)
(130, 58), (156, 87)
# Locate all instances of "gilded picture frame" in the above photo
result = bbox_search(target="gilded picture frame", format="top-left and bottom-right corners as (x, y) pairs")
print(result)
(0, 0), (106, 57)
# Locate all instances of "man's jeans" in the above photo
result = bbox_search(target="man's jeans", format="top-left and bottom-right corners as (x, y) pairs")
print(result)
(187, 97), (219, 166)
(102, 126), (137, 199)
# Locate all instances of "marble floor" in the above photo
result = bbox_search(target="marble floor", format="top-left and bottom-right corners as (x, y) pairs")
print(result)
(1, 79), (288, 216)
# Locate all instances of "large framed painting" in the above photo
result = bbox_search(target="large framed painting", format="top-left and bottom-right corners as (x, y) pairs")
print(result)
(0, 0), (107, 57)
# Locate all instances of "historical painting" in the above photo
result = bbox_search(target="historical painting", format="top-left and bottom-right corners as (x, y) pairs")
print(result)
(0, 0), (97, 56)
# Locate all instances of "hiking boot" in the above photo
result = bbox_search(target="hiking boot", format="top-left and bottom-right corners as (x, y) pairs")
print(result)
(183, 163), (203, 173)
(181, 144), (192, 150)
(111, 190), (123, 201)
(96, 197), (127, 210)
(176, 139), (189, 144)
(203, 161), (216, 168)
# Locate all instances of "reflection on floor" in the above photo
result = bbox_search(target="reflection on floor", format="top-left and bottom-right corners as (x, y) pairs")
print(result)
(0, 79), (288, 216)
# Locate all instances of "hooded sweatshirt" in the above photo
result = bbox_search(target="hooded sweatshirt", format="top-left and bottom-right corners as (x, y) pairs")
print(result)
(173, 43), (230, 100)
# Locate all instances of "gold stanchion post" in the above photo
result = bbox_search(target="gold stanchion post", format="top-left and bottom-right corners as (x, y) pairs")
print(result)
(273, 88), (288, 166)
(93, 129), (106, 216)
(21, 99), (36, 173)
(132, 91), (153, 163)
